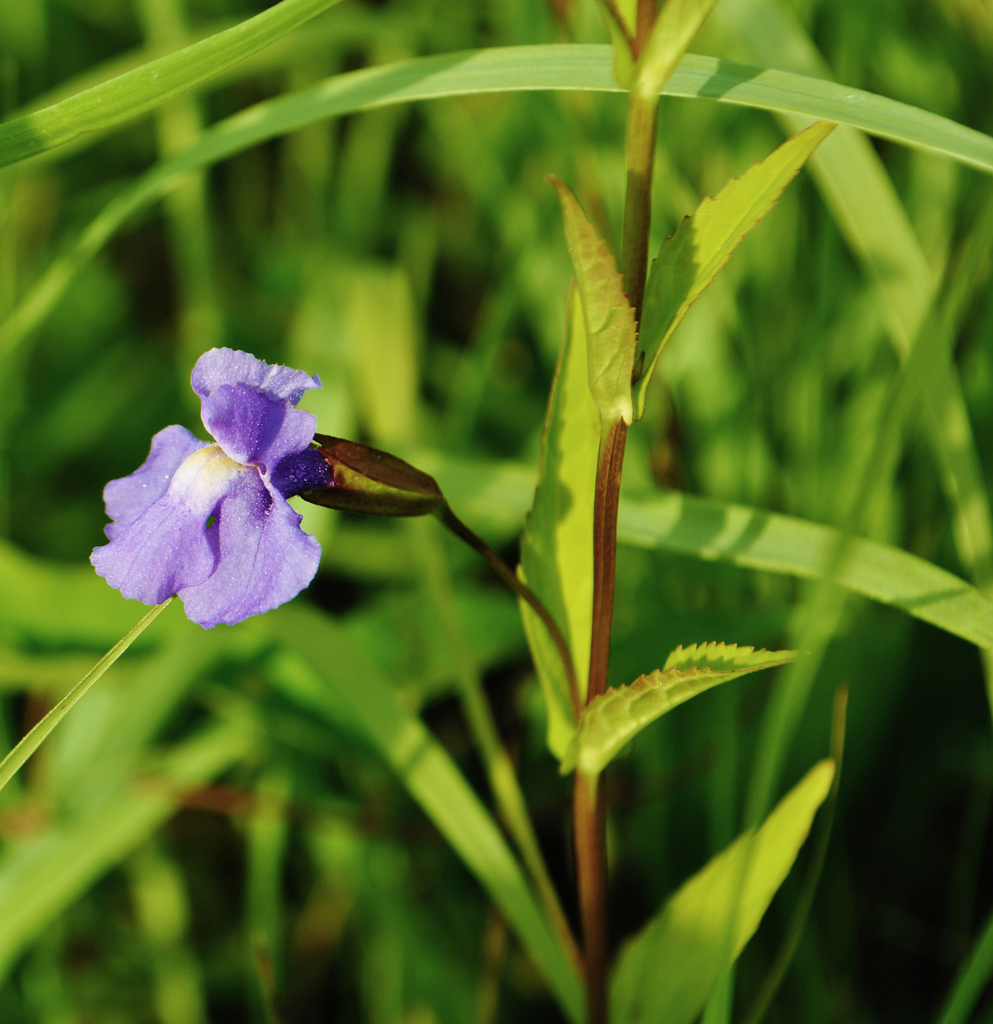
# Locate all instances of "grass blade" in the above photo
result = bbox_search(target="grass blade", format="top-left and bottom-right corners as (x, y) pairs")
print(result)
(0, 0), (343, 168)
(5, 45), (993, 359)
(0, 599), (172, 795)
(269, 605), (585, 1024)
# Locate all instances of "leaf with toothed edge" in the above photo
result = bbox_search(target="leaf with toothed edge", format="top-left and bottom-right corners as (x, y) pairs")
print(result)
(560, 643), (797, 776)
(550, 175), (638, 427)
(633, 120), (835, 420)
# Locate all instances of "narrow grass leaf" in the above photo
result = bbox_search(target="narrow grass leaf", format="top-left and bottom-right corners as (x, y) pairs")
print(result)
(618, 490), (993, 651)
(935, 904), (993, 1024)
(611, 759), (835, 1024)
(269, 605), (584, 1024)
(0, 599), (172, 796)
(550, 176), (637, 426)
(0, 0), (343, 167)
(635, 121), (833, 418)
(520, 283), (599, 752)
(561, 644), (795, 776)
(6, 47), (993, 360)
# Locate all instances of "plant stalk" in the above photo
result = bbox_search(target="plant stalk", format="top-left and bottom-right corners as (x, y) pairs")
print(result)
(575, 44), (659, 1022)
(620, 92), (658, 321)
(438, 503), (581, 718)
(574, 771), (607, 1024)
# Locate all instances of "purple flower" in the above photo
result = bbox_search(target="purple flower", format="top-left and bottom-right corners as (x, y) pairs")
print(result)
(91, 348), (334, 628)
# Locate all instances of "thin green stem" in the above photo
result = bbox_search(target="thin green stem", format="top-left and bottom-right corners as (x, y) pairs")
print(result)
(415, 519), (584, 978)
(438, 503), (581, 718)
(0, 598), (173, 795)
(575, 46), (659, 1021)
(620, 92), (658, 321)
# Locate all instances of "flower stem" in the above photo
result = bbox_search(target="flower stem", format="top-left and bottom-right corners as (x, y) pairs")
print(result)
(0, 598), (173, 795)
(437, 503), (581, 718)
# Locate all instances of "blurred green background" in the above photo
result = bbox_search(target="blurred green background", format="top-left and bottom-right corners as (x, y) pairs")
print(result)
(1, 0), (992, 1020)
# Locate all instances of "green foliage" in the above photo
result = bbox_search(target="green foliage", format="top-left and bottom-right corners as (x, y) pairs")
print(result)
(519, 284), (599, 753)
(550, 176), (638, 427)
(0, 0), (343, 167)
(562, 644), (795, 776)
(268, 605), (584, 1022)
(633, 0), (722, 99)
(634, 120), (834, 418)
(611, 759), (835, 1024)
(0, 599), (172, 796)
(0, 0), (992, 1019)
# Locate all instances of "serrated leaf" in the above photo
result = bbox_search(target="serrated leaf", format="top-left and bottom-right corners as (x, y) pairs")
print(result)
(561, 644), (795, 776)
(633, 120), (835, 419)
(520, 283), (600, 756)
(550, 176), (638, 426)
(611, 759), (835, 1024)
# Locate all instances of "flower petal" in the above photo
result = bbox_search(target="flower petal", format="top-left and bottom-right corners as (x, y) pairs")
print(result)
(201, 383), (317, 475)
(91, 446), (249, 605)
(102, 425), (208, 540)
(270, 447), (334, 498)
(177, 472), (320, 628)
(191, 347), (321, 404)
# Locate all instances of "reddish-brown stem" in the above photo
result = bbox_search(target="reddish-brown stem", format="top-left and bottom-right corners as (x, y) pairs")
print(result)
(634, 0), (656, 56)
(588, 419), (628, 703)
(574, 772), (607, 1024)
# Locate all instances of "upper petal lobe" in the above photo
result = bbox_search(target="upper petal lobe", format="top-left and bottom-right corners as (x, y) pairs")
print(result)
(192, 348), (321, 405)
(200, 384), (317, 475)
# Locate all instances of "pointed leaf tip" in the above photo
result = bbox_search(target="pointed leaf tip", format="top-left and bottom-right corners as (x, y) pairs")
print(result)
(634, 120), (835, 419)
(560, 642), (795, 776)
(550, 176), (638, 426)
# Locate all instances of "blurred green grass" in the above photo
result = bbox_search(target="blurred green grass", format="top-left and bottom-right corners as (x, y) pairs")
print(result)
(1, 0), (992, 1021)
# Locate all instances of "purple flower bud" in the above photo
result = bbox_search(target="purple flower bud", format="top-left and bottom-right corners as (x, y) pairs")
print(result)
(296, 434), (445, 517)
(91, 348), (322, 628)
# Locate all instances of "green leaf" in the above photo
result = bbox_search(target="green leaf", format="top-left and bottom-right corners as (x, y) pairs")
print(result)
(0, 0), (343, 168)
(611, 759), (835, 1024)
(593, 0), (637, 88)
(634, 120), (834, 418)
(268, 605), (584, 1024)
(6, 46), (992, 359)
(519, 284), (600, 755)
(425, 455), (993, 653)
(561, 644), (795, 776)
(550, 176), (638, 426)
(617, 489), (993, 651)
(634, 0), (721, 99)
